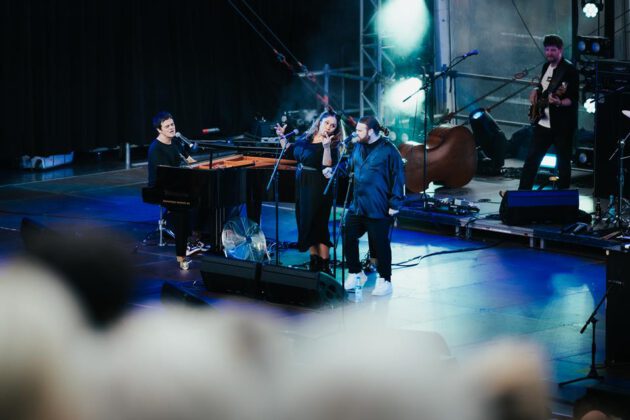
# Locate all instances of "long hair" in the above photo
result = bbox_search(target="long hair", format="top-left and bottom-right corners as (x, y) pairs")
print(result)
(358, 115), (390, 137)
(304, 110), (342, 144)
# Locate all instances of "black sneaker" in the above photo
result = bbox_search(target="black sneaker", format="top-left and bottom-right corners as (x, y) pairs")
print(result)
(188, 239), (210, 255)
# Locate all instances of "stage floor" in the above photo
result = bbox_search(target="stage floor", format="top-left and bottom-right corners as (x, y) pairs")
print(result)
(0, 161), (627, 417)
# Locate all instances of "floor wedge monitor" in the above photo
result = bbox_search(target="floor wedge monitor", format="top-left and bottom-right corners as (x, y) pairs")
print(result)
(200, 255), (261, 298)
(500, 189), (579, 225)
(260, 265), (344, 307)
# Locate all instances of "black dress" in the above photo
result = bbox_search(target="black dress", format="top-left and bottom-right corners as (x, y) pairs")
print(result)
(291, 135), (336, 252)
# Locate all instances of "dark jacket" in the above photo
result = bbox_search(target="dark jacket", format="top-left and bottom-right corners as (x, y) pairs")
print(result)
(538, 58), (579, 132)
(349, 137), (405, 218)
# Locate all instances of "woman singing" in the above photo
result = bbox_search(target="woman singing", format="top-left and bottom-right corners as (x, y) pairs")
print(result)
(275, 110), (341, 275)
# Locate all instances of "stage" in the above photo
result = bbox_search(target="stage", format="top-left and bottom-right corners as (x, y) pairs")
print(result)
(0, 159), (628, 417)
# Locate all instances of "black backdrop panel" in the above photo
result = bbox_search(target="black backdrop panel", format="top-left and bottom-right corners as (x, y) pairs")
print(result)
(0, 0), (359, 161)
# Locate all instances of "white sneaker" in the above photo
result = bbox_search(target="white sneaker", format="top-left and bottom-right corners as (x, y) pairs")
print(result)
(372, 277), (392, 296)
(345, 271), (367, 292)
(179, 258), (191, 270)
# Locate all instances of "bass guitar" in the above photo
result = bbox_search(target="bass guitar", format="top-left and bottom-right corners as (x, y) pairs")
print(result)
(528, 81), (567, 125)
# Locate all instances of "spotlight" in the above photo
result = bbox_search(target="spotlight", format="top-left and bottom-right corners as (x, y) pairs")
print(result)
(584, 98), (596, 114)
(575, 147), (594, 168)
(384, 77), (424, 116)
(577, 35), (612, 58)
(468, 108), (507, 175)
(540, 153), (557, 170)
(581, 0), (603, 18)
(377, 0), (430, 55)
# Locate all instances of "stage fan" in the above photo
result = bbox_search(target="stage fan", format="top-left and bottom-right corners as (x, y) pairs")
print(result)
(221, 217), (268, 262)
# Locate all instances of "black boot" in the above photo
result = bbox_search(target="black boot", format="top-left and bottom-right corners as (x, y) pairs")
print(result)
(309, 254), (319, 272)
(319, 257), (333, 276)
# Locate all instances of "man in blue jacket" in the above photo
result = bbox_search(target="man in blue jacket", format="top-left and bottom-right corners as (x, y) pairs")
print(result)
(343, 116), (405, 296)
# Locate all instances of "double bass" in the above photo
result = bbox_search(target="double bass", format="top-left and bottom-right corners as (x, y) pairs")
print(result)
(398, 125), (477, 193)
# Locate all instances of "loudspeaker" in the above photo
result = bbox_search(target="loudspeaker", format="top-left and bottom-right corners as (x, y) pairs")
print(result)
(260, 265), (344, 307)
(161, 281), (210, 307)
(605, 248), (630, 366)
(499, 189), (579, 225)
(594, 60), (630, 198)
(20, 217), (60, 251)
(200, 255), (261, 297)
(574, 384), (630, 420)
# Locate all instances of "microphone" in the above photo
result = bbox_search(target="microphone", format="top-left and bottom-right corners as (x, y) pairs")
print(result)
(178, 153), (191, 167)
(342, 132), (358, 145)
(463, 49), (479, 58)
(280, 129), (299, 139)
(201, 127), (220, 134)
(175, 132), (197, 151)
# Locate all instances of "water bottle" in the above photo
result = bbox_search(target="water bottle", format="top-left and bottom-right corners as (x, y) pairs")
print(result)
(609, 195), (616, 218)
(354, 281), (363, 303)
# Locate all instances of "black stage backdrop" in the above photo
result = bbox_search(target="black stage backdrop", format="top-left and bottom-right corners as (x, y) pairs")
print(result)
(1, 0), (357, 162)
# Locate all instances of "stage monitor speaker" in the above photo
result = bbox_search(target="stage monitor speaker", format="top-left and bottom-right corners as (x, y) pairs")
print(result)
(259, 265), (344, 307)
(499, 189), (579, 226)
(605, 248), (630, 366)
(161, 281), (210, 307)
(200, 255), (260, 297)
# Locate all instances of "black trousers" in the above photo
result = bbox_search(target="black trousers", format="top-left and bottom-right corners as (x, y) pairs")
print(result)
(344, 214), (393, 280)
(167, 210), (191, 258)
(519, 124), (573, 190)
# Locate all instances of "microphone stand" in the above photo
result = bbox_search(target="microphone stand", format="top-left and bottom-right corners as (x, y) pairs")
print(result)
(607, 128), (630, 232)
(324, 143), (351, 278)
(266, 139), (291, 266)
(558, 283), (614, 387)
(324, 144), (353, 289)
(338, 174), (354, 290)
(402, 54), (473, 209)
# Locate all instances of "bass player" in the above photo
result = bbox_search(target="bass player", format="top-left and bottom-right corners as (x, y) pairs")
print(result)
(519, 34), (579, 190)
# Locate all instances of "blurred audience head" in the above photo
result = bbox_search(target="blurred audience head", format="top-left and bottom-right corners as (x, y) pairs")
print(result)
(0, 260), (88, 420)
(21, 218), (135, 328)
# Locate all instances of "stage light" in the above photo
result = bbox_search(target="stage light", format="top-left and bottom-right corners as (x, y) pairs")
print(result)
(384, 77), (424, 116)
(584, 97), (596, 114)
(540, 153), (557, 170)
(576, 35), (612, 58)
(583, 3), (598, 17)
(377, 0), (430, 55)
(576, 147), (594, 168)
(471, 110), (485, 120)
(468, 108), (507, 175)
(582, 0), (602, 18)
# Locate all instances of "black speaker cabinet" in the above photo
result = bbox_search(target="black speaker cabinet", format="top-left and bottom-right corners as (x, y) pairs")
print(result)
(260, 265), (344, 307)
(499, 189), (579, 225)
(594, 60), (630, 198)
(200, 255), (261, 297)
(605, 248), (630, 366)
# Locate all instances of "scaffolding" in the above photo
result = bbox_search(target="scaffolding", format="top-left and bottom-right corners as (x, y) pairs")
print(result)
(293, 0), (396, 121)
